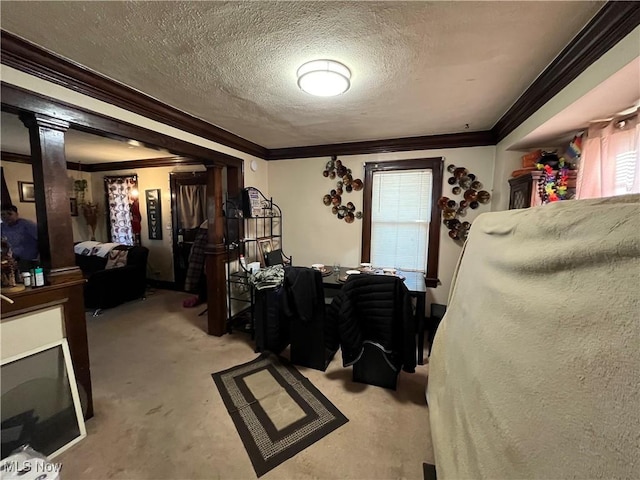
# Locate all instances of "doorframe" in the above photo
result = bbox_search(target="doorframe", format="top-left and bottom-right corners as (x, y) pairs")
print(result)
(169, 171), (208, 291)
(1, 82), (245, 336)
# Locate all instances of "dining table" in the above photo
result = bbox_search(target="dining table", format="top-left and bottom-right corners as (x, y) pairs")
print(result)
(321, 267), (428, 365)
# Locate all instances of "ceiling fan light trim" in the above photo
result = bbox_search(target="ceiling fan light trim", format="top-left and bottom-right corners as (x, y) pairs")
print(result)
(297, 59), (351, 97)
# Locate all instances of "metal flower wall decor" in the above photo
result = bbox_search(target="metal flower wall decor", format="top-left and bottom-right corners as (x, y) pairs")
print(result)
(438, 164), (491, 241)
(321, 155), (364, 223)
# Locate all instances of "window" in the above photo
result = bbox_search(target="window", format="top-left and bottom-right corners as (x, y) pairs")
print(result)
(614, 149), (638, 195)
(577, 113), (639, 199)
(362, 158), (443, 287)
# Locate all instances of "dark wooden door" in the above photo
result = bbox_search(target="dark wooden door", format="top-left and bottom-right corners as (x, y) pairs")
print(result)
(170, 172), (207, 290)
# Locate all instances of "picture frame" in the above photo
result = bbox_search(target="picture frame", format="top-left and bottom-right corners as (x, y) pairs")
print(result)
(257, 237), (273, 266)
(145, 189), (163, 240)
(18, 181), (35, 203)
(70, 197), (78, 216)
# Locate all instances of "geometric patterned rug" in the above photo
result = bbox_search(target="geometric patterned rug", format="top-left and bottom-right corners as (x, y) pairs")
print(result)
(212, 353), (349, 477)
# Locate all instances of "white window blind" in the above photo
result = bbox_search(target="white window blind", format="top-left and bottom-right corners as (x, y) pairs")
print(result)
(614, 150), (638, 195)
(370, 169), (432, 272)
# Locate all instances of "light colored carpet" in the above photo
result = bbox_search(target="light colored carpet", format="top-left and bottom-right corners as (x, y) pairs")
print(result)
(58, 288), (435, 479)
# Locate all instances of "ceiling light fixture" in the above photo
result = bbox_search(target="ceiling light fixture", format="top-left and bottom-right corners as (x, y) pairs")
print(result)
(297, 60), (351, 97)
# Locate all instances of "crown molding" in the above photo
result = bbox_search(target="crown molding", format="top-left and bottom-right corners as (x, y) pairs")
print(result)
(0, 149), (199, 172)
(267, 131), (496, 160)
(493, 1), (640, 142)
(87, 156), (204, 172)
(3, 2), (636, 160)
(1, 150), (84, 171)
(1, 83), (243, 168)
(1, 151), (31, 165)
(0, 30), (268, 160)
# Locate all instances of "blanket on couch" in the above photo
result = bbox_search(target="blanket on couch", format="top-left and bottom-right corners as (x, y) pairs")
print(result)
(74, 241), (122, 258)
(428, 194), (639, 479)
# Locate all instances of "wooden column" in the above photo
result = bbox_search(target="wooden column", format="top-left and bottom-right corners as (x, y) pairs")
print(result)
(20, 113), (82, 284)
(2, 281), (94, 419)
(205, 164), (228, 336)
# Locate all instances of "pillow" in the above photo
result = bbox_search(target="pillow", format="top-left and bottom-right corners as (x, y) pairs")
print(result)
(104, 249), (128, 269)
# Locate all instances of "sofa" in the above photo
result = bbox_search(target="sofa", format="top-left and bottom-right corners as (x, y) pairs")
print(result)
(75, 244), (149, 313)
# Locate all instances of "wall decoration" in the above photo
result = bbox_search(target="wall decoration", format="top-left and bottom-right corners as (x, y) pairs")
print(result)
(145, 189), (163, 240)
(74, 179), (88, 205)
(321, 155), (364, 223)
(256, 237), (273, 266)
(438, 164), (491, 241)
(535, 151), (571, 203)
(82, 202), (100, 241)
(18, 181), (35, 203)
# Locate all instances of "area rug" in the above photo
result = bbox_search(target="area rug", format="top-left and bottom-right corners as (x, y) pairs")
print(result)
(212, 353), (348, 477)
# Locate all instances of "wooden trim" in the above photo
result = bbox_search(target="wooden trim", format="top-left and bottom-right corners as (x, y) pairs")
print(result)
(361, 158), (443, 283)
(169, 171), (208, 289)
(3, 3), (635, 161)
(87, 156), (204, 172)
(0, 151), (205, 172)
(0, 151), (31, 165)
(1, 150), (84, 172)
(1, 30), (268, 160)
(1, 83), (243, 168)
(493, 2), (640, 142)
(268, 131), (495, 160)
(1, 280), (93, 419)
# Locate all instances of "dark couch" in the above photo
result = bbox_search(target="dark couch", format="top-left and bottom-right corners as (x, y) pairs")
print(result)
(75, 245), (149, 313)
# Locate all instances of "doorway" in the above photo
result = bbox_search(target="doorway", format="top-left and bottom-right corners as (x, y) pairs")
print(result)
(170, 172), (207, 291)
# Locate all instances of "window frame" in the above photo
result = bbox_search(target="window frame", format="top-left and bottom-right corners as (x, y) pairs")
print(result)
(361, 158), (443, 288)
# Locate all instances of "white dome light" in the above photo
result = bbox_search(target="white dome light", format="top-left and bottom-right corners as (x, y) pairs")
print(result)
(297, 60), (351, 97)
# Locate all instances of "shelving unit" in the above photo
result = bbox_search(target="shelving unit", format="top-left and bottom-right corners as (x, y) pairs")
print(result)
(224, 187), (290, 334)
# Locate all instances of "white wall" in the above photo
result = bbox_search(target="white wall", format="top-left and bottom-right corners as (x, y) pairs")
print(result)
(269, 146), (496, 307)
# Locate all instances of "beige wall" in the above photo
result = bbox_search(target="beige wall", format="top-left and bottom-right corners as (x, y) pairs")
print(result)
(2, 161), (37, 222)
(4, 25), (637, 300)
(269, 146), (496, 307)
(492, 26), (640, 211)
(2, 65), (270, 283)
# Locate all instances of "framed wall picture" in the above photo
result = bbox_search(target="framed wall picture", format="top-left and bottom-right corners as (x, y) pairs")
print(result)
(257, 237), (273, 266)
(70, 197), (78, 216)
(18, 181), (35, 203)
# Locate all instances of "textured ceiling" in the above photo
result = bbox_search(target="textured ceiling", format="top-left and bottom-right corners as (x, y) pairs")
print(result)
(1, 1), (604, 149)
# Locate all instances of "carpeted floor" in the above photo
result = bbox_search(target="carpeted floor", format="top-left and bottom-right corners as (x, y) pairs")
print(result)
(57, 288), (435, 479)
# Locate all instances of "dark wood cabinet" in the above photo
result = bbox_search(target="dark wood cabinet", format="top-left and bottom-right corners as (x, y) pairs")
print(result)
(508, 171), (577, 209)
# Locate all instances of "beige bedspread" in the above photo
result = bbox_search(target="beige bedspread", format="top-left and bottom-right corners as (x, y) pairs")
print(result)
(428, 194), (640, 479)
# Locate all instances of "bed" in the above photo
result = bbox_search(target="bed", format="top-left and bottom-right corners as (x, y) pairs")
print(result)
(428, 194), (639, 479)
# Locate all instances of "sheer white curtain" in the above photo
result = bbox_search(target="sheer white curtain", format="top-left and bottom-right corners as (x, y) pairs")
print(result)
(577, 113), (639, 199)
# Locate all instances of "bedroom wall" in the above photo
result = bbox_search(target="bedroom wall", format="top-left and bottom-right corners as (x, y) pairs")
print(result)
(268, 146), (496, 307)
(491, 26), (640, 212)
